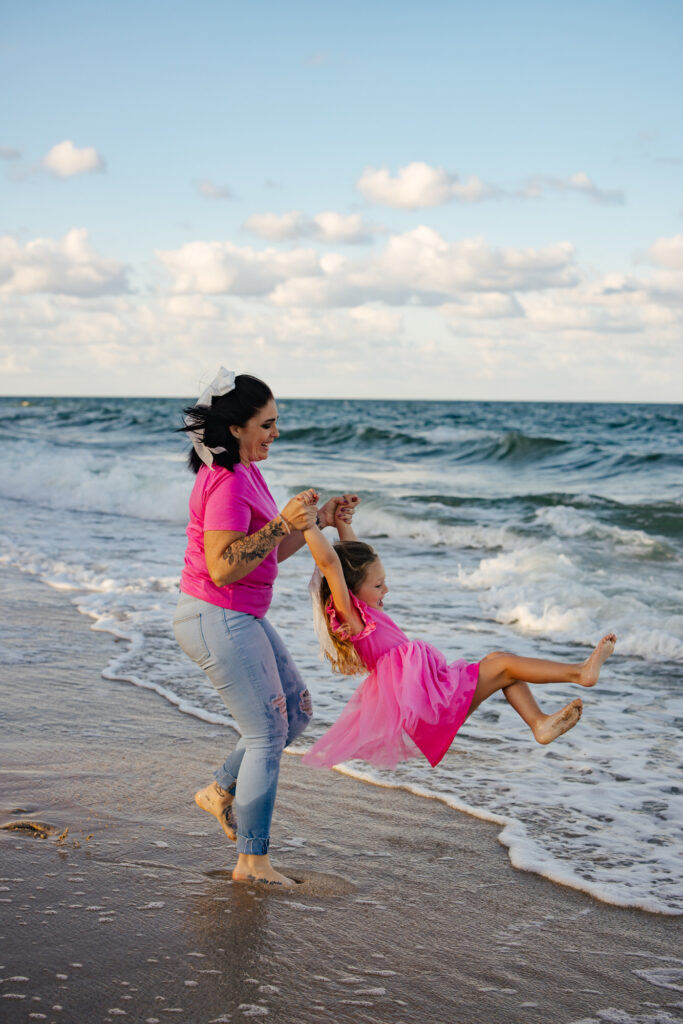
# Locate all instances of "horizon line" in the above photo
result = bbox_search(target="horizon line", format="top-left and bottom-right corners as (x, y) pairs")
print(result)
(1, 394), (681, 406)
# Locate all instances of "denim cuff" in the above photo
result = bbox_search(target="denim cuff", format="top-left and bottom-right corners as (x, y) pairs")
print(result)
(237, 834), (270, 855)
(213, 768), (237, 794)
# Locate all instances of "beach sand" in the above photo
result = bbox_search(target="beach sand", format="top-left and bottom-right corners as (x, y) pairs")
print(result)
(1, 569), (681, 1024)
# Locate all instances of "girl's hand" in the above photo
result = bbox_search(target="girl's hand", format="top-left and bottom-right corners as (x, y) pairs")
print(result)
(318, 493), (361, 528)
(335, 493), (360, 524)
(280, 490), (319, 532)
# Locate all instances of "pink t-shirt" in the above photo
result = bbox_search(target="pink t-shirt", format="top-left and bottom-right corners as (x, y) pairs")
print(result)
(179, 462), (280, 617)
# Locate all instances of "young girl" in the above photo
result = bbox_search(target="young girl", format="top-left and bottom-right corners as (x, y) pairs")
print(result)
(301, 507), (616, 770)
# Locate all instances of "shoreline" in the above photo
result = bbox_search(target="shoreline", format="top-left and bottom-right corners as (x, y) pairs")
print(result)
(1, 568), (681, 1024)
(88, 591), (677, 919)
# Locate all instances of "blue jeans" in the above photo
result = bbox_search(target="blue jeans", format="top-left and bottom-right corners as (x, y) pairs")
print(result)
(173, 592), (312, 855)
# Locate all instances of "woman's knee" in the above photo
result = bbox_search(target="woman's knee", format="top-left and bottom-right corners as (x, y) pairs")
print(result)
(238, 696), (289, 754)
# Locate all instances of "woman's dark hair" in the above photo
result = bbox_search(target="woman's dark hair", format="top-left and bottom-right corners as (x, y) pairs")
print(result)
(178, 374), (274, 473)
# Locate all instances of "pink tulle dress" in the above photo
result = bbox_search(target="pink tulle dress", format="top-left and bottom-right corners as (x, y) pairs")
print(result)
(301, 594), (480, 770)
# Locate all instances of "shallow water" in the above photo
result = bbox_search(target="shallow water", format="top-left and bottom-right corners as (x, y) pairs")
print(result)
(1, 395), (681, 913)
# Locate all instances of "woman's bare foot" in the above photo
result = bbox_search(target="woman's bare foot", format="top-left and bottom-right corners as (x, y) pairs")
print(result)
(194, 782), (236, 842)
(533, 698), (583, 744)
(579, 633), (617, 687)
(232, 853), (296, 887)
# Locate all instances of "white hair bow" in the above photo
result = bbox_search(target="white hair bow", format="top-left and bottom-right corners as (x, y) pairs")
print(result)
(187, 366), (236, 468)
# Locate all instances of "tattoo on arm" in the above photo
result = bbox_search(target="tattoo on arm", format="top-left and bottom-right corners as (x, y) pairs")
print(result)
(221, 518), (287, 566)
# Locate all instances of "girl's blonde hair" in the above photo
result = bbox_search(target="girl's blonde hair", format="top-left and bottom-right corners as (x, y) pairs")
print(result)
(318, 541), (378, 675)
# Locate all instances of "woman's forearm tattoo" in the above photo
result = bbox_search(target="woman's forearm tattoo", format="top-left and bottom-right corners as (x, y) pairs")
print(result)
(221, 518), (286, 566)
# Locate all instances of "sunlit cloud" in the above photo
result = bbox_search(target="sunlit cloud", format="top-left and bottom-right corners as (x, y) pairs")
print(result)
(244, 211), (308, 241)
(441, 268), (683, 339)
(357, 162), (495, 208)
(357, 161), (624, 208)
(197, 179), (234, 200)
(313, 211), (380, 243)
(518, 171), (624, 204)
(441, 293), (525, 320)
(271, 229), (580, 307)
(158, 227), (579, 306)
(0, 229), (129, 296)
(244, 210), (378, 244)
(3, 230), (681, 400)
(156, 239), (321, 295)
(649, 234), (683, 269)
(41, 140), (106, 177)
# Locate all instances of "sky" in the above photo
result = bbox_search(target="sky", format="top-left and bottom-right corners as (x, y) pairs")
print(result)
(1, 0), (682, 401)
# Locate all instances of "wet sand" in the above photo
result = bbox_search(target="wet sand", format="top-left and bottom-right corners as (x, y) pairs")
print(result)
(1, 570), (681, 1024)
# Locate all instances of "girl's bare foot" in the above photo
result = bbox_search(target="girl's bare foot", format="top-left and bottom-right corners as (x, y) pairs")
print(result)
(579, 633), (617, 687)
(232, 853), (296, 887)
(533, 698), (583, 744)
(194, 782), (236, 842)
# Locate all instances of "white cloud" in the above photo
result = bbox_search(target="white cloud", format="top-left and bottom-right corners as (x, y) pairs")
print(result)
(156, 239), (321, 295)
(347, 305), (403, 335)
(197, 180), (234, 200)
(158, 229), (578, 307)
(649, 234), (683, 269)
(3, 251), (681, 400)
(357, 162), (494, 208)
(244, 211), (309, 241)
(165, 295), (224, 319)
(3, 279), (679, 400)
(4, 226), (680, 400)
(519, 171), (624, 204)
(356, 161), (623, 208)
(0, 146), (21, 160)
(42, 140), (106, 177)
(314, 212), (376, 243)
(270, 228), (579, 307)
(244, 210), (377, 244)
(440, 268), (683, 340)
(647, 268), (683, 301)
(442, 293), (524, 320)
(386, 231), (576, 297)
(0, 229), (129, 296)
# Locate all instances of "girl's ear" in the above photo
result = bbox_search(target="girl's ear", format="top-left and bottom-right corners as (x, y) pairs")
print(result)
(229, 425), (240, 440)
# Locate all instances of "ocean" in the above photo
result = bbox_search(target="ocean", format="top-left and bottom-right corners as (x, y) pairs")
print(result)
(1, 395), (681, 915)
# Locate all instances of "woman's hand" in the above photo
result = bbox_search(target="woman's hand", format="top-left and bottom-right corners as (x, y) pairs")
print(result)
(280, 489), (319, 532)
(318, 493), (361, 528)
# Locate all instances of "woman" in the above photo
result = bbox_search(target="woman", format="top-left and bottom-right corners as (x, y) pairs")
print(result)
(173, 368), (354, 886)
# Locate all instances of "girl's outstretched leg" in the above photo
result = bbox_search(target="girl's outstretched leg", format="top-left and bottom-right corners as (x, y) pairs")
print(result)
(469, 634), (617, 713)
(503, 681), (583, 745)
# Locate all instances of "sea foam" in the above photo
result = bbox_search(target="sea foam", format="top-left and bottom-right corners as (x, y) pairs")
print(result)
(1, 395), (681, 915)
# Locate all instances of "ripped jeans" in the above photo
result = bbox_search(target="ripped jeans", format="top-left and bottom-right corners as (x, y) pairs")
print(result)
(173, 592), (312, 855)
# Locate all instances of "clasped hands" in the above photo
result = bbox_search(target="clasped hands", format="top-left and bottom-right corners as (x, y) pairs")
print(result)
(280, 490), (360, 533)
